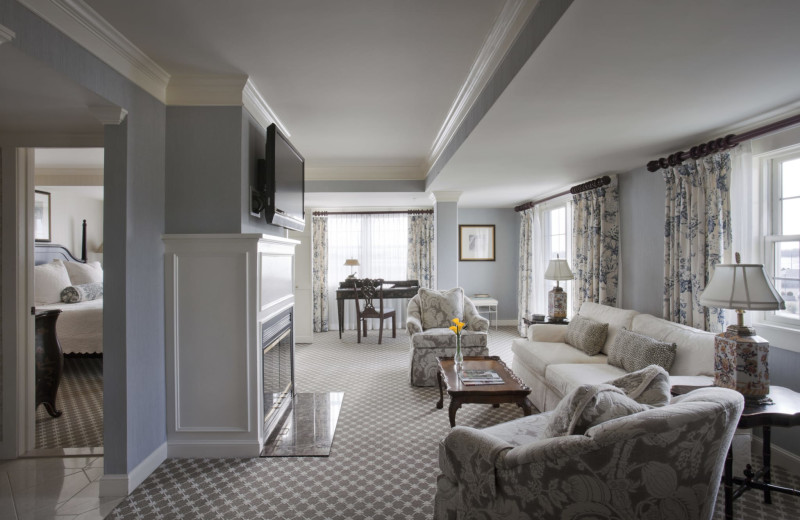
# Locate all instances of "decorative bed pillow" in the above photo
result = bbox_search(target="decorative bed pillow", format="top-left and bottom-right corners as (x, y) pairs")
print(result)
(607, 365), (672, 407)
(419, 287), (464, 329)
(564, 315), (608, 356)
(64, 260), (103, 285)
(545, 383), (649, 437)
(608, 328), (677, 373)
(34, 260), (73, 305)
(60, 282), (104, 303)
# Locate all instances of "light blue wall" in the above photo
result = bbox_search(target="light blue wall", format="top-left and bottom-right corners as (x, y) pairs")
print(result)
(458, 208), (519, 321)
(618, 167), (800, 457)
(2, 1), (166, 474)
(435, 201), (459, 289)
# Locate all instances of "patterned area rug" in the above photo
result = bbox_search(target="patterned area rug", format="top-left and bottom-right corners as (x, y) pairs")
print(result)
(36, 356), (103, 449)
(108, 327), (800, 519)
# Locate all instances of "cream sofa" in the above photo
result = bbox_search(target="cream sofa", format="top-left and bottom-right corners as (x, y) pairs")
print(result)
(512, 302), (716, 412)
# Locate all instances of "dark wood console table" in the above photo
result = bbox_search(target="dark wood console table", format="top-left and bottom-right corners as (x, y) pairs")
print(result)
(35, 309), (63, 418)
(335, 279), (419, 338)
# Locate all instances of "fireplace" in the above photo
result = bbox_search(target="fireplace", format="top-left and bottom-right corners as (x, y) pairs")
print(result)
(262, 310), (294, 440)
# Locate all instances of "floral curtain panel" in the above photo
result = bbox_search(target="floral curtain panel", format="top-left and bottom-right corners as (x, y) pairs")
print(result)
(663, 152), (732, 332)
(572, 175), (620, 311)
(407, 213), (436, 289)
(311, 215), (329, 332)
(517, 209), (534, 336)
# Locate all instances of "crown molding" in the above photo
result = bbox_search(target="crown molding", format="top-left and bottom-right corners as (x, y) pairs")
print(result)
(88, 105), (127, 125)
(426, 0), (536, 172)
(242, 79), (291, 137)
(0, 23), (16, 44)
(429, 191), (462, 204)
(306, 165), (424, 181)
(18, 0), (170, 102)
(167, 74), (248, 106)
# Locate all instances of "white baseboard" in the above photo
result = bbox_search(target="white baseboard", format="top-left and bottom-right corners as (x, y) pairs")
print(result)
(752, 435), (800, 475)
(295, 334), (313, 344)
(167, 440), (262, 458)
(100, 441), (167, 497)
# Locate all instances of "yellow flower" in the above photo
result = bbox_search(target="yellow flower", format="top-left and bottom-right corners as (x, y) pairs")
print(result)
(449, 325), (457, 333)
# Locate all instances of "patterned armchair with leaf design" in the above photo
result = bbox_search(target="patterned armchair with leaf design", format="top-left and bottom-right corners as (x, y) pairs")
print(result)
(434, 383), (744, 520)
(407, 287), (489, 386)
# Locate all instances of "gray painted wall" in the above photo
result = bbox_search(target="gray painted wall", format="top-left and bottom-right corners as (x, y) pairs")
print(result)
(458, 208), (519, 321)
(435, 201), (459, 289)
(2, 2), (166, 474)
(618, 167), (800, 457)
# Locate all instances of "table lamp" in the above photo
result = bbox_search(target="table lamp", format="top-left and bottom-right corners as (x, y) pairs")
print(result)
(344, 259), (359, 279)
(544, 255), (573, 323)
(699, 253), (785, 402)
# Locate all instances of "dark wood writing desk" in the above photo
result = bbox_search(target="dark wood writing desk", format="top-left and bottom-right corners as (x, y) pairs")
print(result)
(335, 279), (419, 338)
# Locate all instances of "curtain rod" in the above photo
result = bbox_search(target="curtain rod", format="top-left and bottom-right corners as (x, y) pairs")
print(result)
(647, 112), (800, 172)
(514, 176), (611, 213)
(312, 209), (433, 216)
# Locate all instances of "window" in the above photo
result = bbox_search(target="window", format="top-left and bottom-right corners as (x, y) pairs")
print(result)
(526, 200), (572, 317)
(766, 153), (800, 326)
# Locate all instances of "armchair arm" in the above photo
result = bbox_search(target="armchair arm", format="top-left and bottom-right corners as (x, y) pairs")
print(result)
(440, 426), (512, 500)
(406, 315), (422, 335)
(464, 298), (490, 332)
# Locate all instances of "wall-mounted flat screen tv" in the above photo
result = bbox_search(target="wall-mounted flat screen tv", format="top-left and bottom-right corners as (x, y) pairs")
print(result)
(253, 123), (305, 232)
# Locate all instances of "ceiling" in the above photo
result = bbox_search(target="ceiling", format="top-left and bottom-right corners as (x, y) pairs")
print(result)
(5, 0), (800, 208)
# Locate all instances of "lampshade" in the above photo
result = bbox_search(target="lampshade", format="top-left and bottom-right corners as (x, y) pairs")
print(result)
(699, 263), (785, 311)
(96, 242), (104, 254)
(344, 259), (360, 267)
(544, 258), (573, 281)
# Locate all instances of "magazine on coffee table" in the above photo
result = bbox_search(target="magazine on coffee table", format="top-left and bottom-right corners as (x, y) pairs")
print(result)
(459, 369), (504, 385)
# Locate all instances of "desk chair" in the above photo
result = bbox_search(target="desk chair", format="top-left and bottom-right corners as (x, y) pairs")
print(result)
(353, 278), (396, 344)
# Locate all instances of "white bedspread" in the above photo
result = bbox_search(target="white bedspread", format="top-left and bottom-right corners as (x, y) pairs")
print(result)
(37, 299), (103, 354)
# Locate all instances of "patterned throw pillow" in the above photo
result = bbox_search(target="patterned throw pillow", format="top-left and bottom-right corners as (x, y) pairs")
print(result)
(418, 287), (464, 329)
(564, 315), (608, 356)
(608, 328), (677, 373)
(607, 365), (672, 407)
(60, 282), (104, 303)
(545, 383), (649, 437)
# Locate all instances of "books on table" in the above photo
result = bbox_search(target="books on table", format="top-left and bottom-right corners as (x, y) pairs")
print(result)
(458, 368), (504, 386)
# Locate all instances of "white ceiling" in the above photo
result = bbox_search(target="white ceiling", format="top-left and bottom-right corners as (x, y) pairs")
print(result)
(6, 0), (800, 208)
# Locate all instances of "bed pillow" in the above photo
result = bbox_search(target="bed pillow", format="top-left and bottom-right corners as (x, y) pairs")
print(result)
(418, 287), (464, 329)
(608, 328), (677, 373)
(564, 315), (608, 356)
(64, 260), (103, 285)
(34, 260), (72, 305)
(60, 282), (104, 303)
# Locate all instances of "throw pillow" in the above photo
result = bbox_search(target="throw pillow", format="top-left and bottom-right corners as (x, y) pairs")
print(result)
(34, 260), (72, 305)
(60, 282), (104, 303)
(608, 328), (677, 373)
(545, 383), (649, 437)
(64, 260), (103, 285)
(418, 287), (464, 330)
(607, 365), (672, 407)
(564, 315), (608, 356)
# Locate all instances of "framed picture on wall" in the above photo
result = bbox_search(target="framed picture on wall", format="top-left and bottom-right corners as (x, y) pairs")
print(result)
(34, 190), (52, 242)
(459, 224), (495, 261)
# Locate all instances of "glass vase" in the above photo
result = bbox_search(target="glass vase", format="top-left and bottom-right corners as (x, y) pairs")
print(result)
(454, 336), (464, 372)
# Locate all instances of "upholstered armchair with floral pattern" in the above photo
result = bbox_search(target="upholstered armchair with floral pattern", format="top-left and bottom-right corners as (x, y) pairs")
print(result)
(407, 288), (489, 386)
(434, 385), (744, 520)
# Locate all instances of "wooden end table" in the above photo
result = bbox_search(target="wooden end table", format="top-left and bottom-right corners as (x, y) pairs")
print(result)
(722, 385), (800, 520)
(436, 356), (533, 427)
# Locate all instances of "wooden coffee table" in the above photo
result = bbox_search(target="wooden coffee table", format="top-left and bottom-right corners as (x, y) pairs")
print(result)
(436, 356), (533, 427)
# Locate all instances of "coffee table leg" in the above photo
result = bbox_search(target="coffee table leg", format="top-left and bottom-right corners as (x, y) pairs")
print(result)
(519, 398), (533, 417)
(448, 398), (462, 427)
(436, 371), (444, 410)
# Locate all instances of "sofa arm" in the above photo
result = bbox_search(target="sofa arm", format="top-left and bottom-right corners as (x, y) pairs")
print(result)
(528, 323), (568, 342)
(407, 315), (423, 335)
(440, 426), (512, 500)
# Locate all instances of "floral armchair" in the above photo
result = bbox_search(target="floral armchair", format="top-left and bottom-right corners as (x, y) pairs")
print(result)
(434, 384), (744, 520)
(407, 287), (489, 386)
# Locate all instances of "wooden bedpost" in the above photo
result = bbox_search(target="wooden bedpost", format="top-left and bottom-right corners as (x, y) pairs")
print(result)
(81, 219), (87, 262)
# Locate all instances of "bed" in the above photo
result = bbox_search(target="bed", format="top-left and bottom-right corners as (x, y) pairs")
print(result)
(34, 242), (103, 355)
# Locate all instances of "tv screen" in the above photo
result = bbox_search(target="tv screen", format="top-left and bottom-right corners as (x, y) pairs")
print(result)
(259, 123), (305, 232)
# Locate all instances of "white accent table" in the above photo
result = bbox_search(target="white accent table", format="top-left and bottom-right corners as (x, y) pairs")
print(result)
(471, 297), (499, 330)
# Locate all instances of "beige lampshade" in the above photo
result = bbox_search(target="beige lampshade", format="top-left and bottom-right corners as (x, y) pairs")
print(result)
(544, 258), (573, 281)
(699, 263), (785, 311)
(344, 259), (360, 267)
(96, 242), (104, 254)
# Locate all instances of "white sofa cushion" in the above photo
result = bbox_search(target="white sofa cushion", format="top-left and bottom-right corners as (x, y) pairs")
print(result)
(631, 313), (715, 376)
(578, 302), (639, 354)
(527, 323), (567, 342)
(511, 338), (608, 378)
(546, 363), (627, 398)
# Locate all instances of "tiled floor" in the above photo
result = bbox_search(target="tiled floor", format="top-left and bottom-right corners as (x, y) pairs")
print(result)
(0, 456), (124, 520)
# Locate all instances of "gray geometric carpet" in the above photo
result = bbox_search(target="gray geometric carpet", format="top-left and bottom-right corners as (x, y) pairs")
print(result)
(35, 356), (103, 449)
(107, 327), (800, 519)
